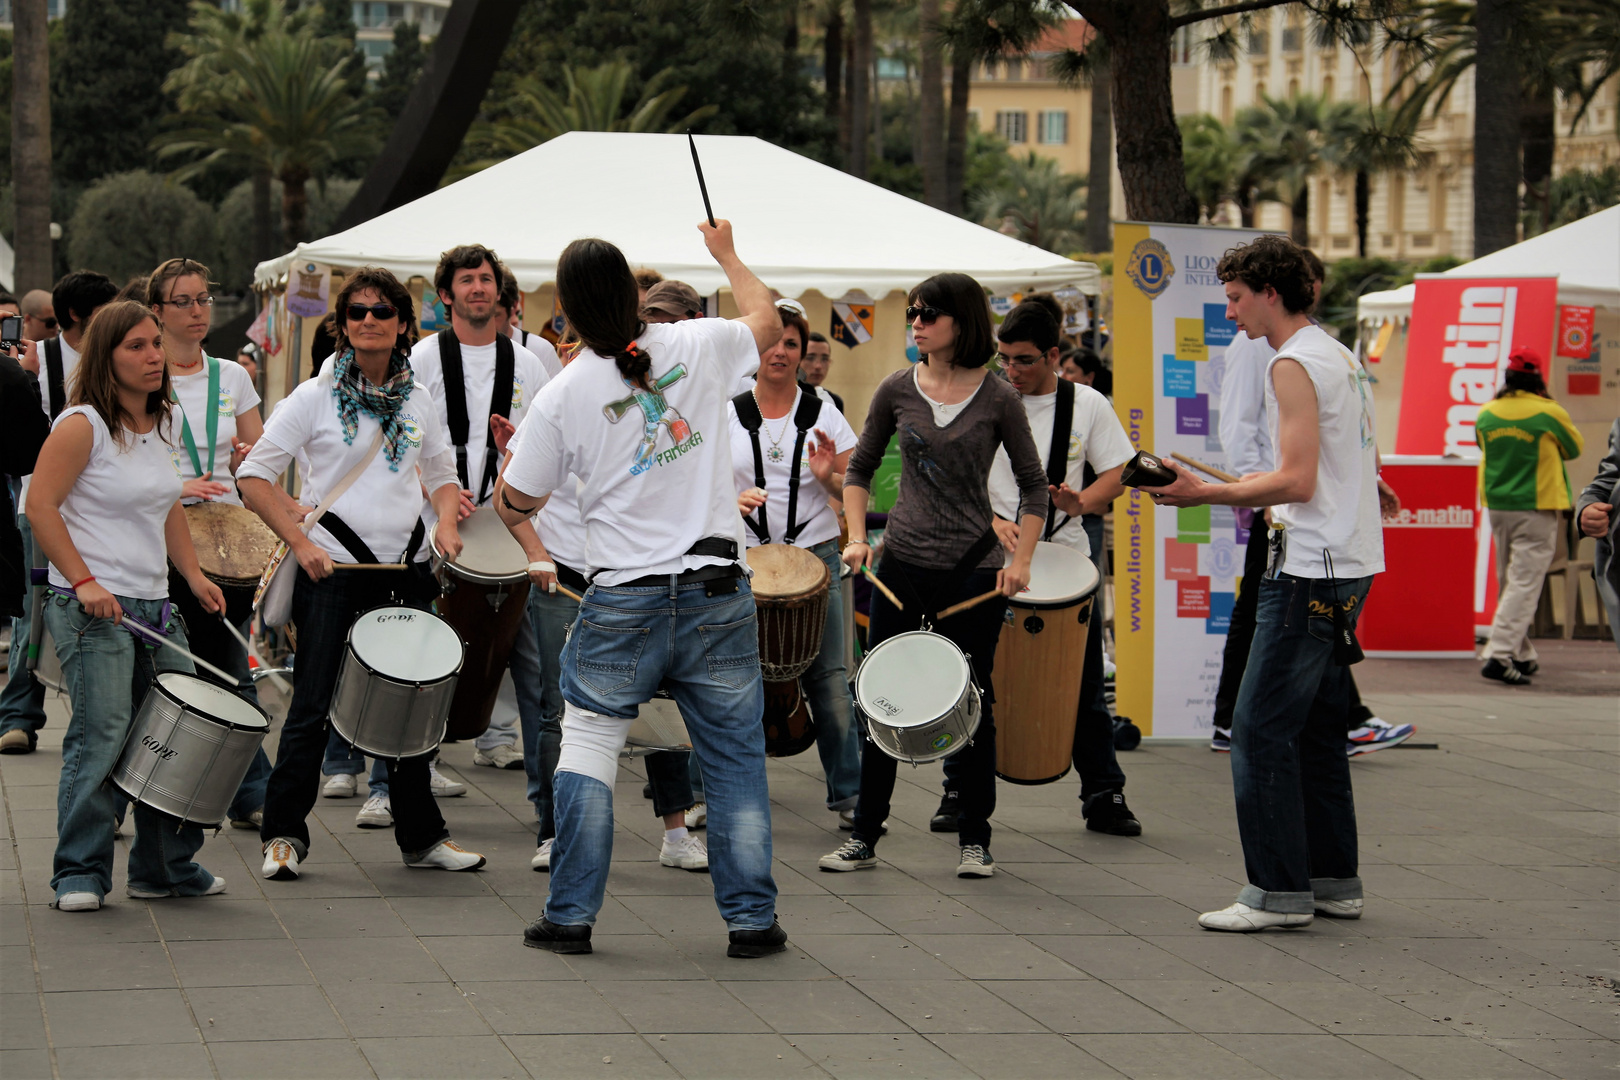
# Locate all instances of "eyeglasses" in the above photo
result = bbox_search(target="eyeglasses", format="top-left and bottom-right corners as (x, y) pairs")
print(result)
(35, 317), (56, 329)
(995, 352), (1046, 370)
(346, 302), (399, 322)
(158, 295), (214, 310)
(905, 304), (947, 324)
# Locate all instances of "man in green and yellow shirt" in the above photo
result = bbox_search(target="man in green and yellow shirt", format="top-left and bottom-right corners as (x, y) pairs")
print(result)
(1475, 347), (1583, 684)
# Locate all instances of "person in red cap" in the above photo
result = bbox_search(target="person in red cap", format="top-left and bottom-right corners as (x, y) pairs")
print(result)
(1474, 347), (1583, 684)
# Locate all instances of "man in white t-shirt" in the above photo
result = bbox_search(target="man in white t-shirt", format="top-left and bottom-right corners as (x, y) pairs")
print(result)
(979, 296), (1139, 837)
(0, 271), (118, 756)
(1155, 236), (1384, 932)
(799, 332), (845, 414)
(407, 245), (553, 777)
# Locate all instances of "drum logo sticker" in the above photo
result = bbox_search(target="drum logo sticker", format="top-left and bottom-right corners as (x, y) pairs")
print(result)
(140, 735), (179, 761)
(1126, 238), (1174, 299)
(870, 697), (901, 716)
(603, 364), (699, 476)
(931, 732), (954, 751)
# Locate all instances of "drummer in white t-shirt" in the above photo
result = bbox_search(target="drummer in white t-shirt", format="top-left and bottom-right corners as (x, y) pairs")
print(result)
(496, 221), (787, 959)
(726, 303), (862, 822)
(980, 295), (1141, 837)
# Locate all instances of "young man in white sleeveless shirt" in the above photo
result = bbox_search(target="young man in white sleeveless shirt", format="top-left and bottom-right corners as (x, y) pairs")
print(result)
(1155, 236), (1383, 932)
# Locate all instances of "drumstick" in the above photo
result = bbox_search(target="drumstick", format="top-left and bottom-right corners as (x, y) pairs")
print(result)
(219, 615), (290, 695)
(120, 616), (244, 687)
(937, 588), (1004, 621)
(336, 562), (408, 571)
(860, 565), (904, 611)
(555, 584), (584, 603)
(1170, 453), (1239, 484)
(687, 130), (716, 227)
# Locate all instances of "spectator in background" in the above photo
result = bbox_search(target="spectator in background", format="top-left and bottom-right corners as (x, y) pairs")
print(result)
(0, 291), (20, 318)
(235, 344), (261, 388)
(114, 277), (147, 304)
(1059, 346), (1112, 399)
(633, 267), (664, 309)
(21, 290), (57, 342)
(1577, 419), (1620, 646)
(799, 331), (845, 414)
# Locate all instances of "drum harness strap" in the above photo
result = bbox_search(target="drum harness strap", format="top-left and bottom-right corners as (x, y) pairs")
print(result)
(43, 337), (66, 421)
(171, 356), (221, 482)
(317, 511), (426, 568)
(732, 389), (824, 546)
(1042, 379), (1076, 542)
(437, 329), (516, 506)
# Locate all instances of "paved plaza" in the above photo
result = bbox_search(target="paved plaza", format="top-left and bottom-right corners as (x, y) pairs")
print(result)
(1, 641), (1616, 1079)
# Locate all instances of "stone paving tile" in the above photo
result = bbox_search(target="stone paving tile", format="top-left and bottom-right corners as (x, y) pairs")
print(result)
(726, 978), (910, 1034)
(52, 1041), (216, 1078)
(592, 978), (773, 1033)
(1204, 1033), (1419, 1078)
(206, 1038), (374, 1079)
(464, 979), (632, 1035)
(358, 1034), (530, 1079)
(649, 1032), (826, 1078)
(505, 1033), (681, 1079)
(0, 1048), (51, 1078)
(1070, 1033), (1272, 1079)
(322, 978), (488, 1039)
(925, 1033), (1124, 1078)
(1, 992), (46, 1049)
(1480, 1038), (1620, 1080)
(1107, 980), (1321, 1035)
(1340, 1034), (1559, 1078)
(163, 936), (314, 988)
(905, 932), (1090, 980)
(39, 988), (200, 1047)
(31, 938), (176, 992)
(850, 979), (1048, 1034)
(790, 1032), (978, 1079)
(188, 983), (347, 1043)
(984, 979), (1189, 1034)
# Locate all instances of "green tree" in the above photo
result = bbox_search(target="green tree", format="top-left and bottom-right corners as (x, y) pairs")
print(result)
(971, 151), (1087, 253)
(373, 21), (426, 124)
(66, 171), (218, 285)
(1178, 113), (1234, 223)
(1232, 94), (1375, 245)
(215, 175), (359, 290)
(50, 0), (192, 187)
(154, 18), (378, 247)
(1545, 163), (1620, 228)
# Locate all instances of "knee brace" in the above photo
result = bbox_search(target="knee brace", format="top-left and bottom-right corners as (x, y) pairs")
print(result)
(555, 701), (632, 789)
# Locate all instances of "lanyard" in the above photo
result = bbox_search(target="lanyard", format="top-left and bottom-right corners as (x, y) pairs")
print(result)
(172, 356), (221, 480)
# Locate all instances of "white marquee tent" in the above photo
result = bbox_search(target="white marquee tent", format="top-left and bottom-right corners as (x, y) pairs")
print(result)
(256, 131), (1100, 298)
(1357, 204), (1620, 321)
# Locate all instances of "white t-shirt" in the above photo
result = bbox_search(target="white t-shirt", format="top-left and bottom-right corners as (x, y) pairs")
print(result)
(988, 382), (1134, 556)
(503, 318), (761, 586)
(1264, 324), (1384, 579)
(39, 407), (183, 600)
(16, 337), (82, 514)
(728, 387), (857, 549)
(408, 332), (551, 505)
(504, 413), (589, 572)
(1218, 330), (1277, 476)
(238, 365), (458, 565)
(170, 356), (261, 507)
(516, 329), (562, 380)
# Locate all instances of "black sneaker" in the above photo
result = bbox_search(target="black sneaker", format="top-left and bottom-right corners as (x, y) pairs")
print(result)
(1210, 726), (1232, 753)
(522, 916), (592, 954)
(1481, 658), (1530, 685)
(1512, 659), (1539, 677)
(818, 838), (877, 872)
(1083, 790), (1143, 836)
(929, 791), (960, 832)
(642, 782), (654, 799)
(727, 918), (788, 958)
(956, 844), (995, 877)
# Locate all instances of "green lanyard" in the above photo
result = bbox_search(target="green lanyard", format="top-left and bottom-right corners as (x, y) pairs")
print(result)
(172, 356), (221, 480)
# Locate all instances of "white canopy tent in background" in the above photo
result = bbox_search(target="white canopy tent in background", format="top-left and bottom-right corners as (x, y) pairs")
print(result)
(1357, 204), (1620, 321)
(256, 131), (1100, 298)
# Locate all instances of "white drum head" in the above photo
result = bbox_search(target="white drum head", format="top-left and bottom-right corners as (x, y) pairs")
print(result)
(349, 607), (464, 682)
(855, 631), (969, 728)
(157, 672), (268, 730)
(438, 508), (528, 580)
(1010, 541), (1100, 608)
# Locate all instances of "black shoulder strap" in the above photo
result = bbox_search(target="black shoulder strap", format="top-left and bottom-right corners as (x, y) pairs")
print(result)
(732, 390), (770, 543)
(780, 392), (825, 544)
(438, 329), (471, 492)
(44, 337), (65, 421)
(1043, 380), (1075, 541)
(315, 511), (380, 565)
(475, 334), (516, 504)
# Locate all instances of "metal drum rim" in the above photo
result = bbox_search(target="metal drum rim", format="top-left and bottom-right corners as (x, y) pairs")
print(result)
(153, 671), (271, 731)
(346, 604), (466, 684)
(853, 629), (972, 728)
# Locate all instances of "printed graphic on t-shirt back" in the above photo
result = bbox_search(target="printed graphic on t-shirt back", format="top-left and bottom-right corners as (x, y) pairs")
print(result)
(603, 365), (698, 475)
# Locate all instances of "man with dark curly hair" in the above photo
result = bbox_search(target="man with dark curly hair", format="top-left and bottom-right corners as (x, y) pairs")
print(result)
(1154, 235), (1384, 932)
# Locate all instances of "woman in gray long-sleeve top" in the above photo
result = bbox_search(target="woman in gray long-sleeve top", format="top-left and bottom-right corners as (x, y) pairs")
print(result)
(819, 272), (1049, 880)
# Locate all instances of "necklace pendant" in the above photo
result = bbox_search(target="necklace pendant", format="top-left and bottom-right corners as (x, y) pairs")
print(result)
(766, 446), (785, 464)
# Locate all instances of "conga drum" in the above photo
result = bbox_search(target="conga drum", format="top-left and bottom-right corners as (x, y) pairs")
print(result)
(184, 502), (280, 625)
(748, 544), (829, 757)
(993, 541), (1100, 784)
(432, 508), (532, 741)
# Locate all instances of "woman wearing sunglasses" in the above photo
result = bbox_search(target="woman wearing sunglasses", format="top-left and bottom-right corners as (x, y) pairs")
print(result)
(238, 267), (486, 882)
(819, 272), (1048, 880)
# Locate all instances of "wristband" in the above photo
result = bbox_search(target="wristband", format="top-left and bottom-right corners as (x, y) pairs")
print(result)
(844, 539), (868, 549)
(71, 575), (96, 590)
(528, 561), (556, 575)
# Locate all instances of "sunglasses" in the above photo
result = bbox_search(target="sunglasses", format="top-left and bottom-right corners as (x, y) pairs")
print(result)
(905, 304), (947, 324)
(37, 317), (56, 329)
(346, 302), (399, 322)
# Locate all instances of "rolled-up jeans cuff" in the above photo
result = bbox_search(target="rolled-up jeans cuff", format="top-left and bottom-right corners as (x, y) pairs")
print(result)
(399, 831), (453, 863)
(1310, 876), (1363, 901)
(1237, 884), (1314, 914)
(827, 795), (858, 812)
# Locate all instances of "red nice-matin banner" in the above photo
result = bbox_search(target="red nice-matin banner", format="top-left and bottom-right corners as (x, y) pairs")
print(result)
(1394, 276), (1559, 456)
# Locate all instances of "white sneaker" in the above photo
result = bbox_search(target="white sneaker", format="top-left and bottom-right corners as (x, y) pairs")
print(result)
(56, 891), (101, 912)
(321, 773), (359, 798)
(659, 834), (709, 871)
(128, 876), (227, 899)
(229, 809), (263, 830)
(1198, 902), (1313, 932)
(428, 760), (467, 797)
(473, 744), (524, 769)
(531, 838), (553, 872)
(1314, 897), (1364, 919)
(261, 838), (301, 881)
(404, 839), (485, 871)
(685, 803), (707, 829)
(355, 795), (393, 829)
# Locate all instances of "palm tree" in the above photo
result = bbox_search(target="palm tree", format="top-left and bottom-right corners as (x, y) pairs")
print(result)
(971, 151), (1086, 253)
(1234, 94), (1369, 245)
(468, 61), (717, 166)
(154, 23), (377, 247)
(11, 0), (51, 292)
(1178, 113), (1234, 225)
(1325, 107), (1423, 258)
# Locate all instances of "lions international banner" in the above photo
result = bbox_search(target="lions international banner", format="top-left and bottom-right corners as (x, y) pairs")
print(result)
(1111, 223), (1267, 739)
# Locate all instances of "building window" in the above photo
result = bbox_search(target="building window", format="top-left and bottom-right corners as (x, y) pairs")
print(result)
(1322, 75), (1335, 100)
(1173, 26), (1193, 65)
(353, 2), (406, 29)
(996, 110), (1029, 144)
(1281, 26), (1302, 52)
(361, 38), (393, 68)
(1220, 85), (1233, 124)
(967, 108), (981, 130)
(1247, 28), (1269, 56)
(1004, 59), (1023, 82)
(1038, 110), (1069, 144)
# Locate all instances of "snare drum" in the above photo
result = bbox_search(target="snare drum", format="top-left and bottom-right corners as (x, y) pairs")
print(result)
(184, 502), (280, 622)
(993, 541), (1100, 784)
(432, 508), (532, 741)
(113, 672), (270, 826)
(622, 689), (692, 758)
(749, 544), (829, 682)
(854, 631), (981, 764)
(330, 606), (464, 758)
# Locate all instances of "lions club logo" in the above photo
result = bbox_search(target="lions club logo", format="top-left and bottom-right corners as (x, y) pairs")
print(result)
(1126, 238), (1174, 299)
(399, 416), (424, 449)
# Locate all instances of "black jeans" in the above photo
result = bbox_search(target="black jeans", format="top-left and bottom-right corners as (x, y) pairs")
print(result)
(260, 564), (449, 857)
(646, 750), (695, 819)
(853, 558), (1005, 850)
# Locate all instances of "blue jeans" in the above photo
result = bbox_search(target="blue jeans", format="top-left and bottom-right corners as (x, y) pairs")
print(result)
(691, 540), (861, 810)
(322, 728), (391, 797)
(0, 510), (49, 746)
(526, 587), (574, 840)
(1229, 572), (1372, 913)
(546, 576), (776, 931)
(45, 592), (215, 901)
